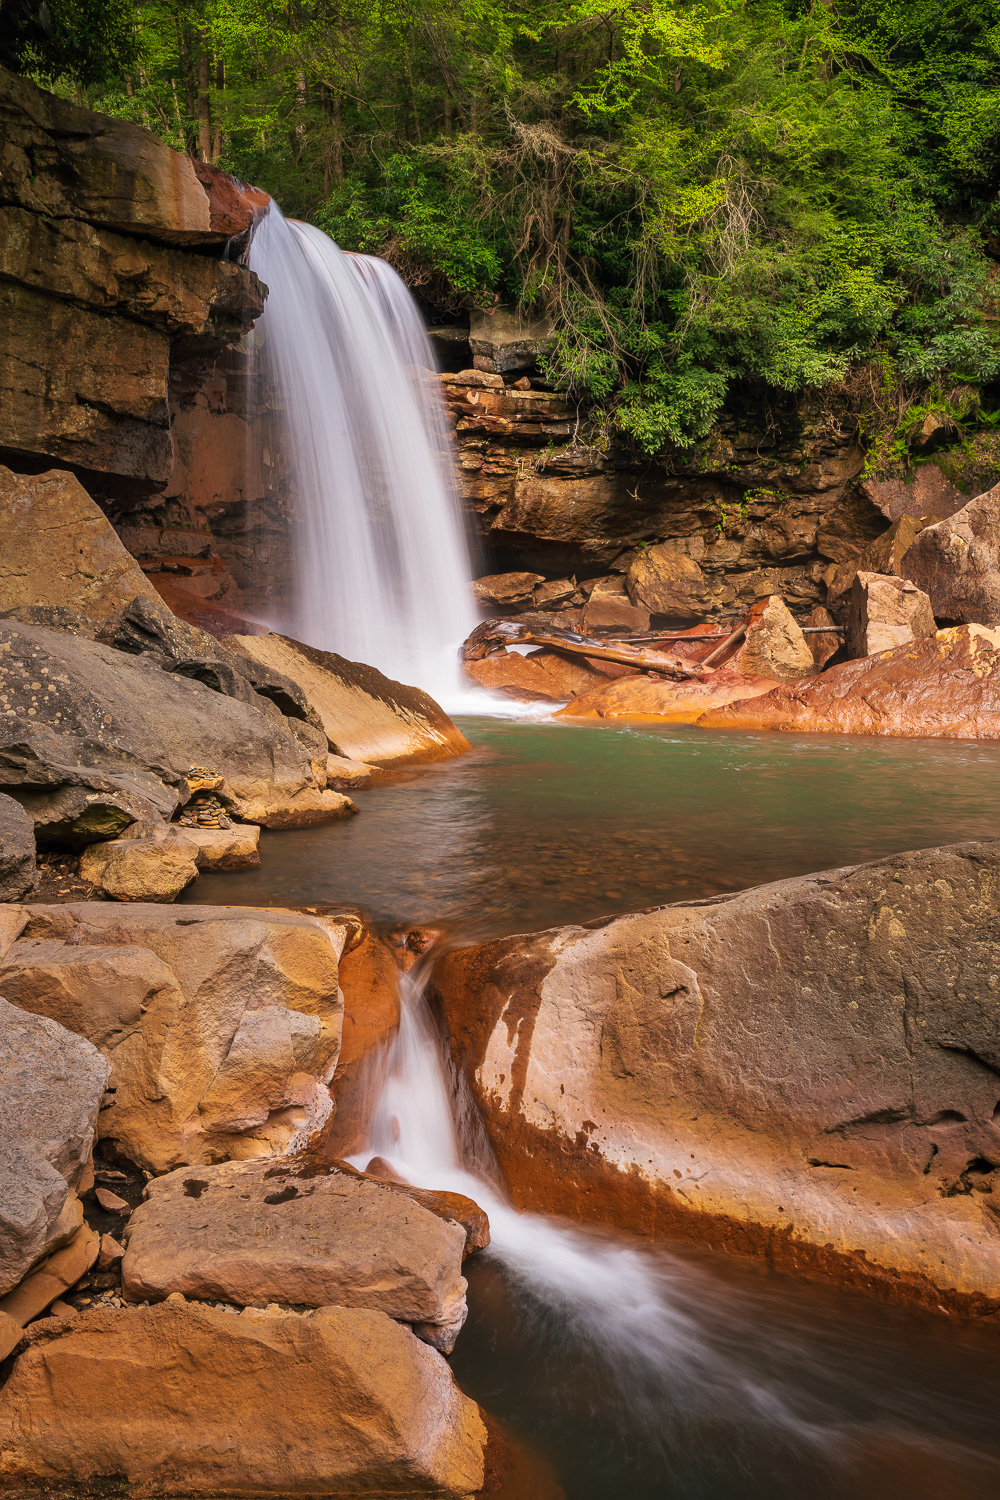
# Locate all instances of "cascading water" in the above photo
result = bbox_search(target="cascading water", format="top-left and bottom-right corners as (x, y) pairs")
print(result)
(248, 207), (476, 701)
(348, 966), (833, 1465)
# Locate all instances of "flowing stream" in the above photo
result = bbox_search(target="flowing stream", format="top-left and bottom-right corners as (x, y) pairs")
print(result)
(347, 964), (1000, 1499)
(248, 208), (475, 700)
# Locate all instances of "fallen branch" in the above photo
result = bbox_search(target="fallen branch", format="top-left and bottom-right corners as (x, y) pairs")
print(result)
(462, 619), (715, 679)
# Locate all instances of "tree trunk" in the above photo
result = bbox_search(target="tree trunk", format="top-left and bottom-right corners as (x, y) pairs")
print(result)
(196, 48), (211, 162)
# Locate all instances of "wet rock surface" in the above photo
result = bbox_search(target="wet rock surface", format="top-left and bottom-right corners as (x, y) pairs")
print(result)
(699, 625), (1000, 738)
(556, 669), (781, 722)
(435, 839), (1000, 1313)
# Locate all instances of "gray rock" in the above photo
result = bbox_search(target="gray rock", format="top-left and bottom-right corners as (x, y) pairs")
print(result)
(0, 793), (36, 900)
(902, 484), (1000, 626)
(0, 996), (109, 1295)
(0, 619), (349, 831)
(845, 572), (937, 658)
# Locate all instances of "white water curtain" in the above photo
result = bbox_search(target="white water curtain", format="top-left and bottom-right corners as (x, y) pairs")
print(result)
(249, 208), (475, 700)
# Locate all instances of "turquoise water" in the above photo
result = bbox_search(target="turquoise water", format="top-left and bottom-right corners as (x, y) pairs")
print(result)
(189, 717), (1000, 937)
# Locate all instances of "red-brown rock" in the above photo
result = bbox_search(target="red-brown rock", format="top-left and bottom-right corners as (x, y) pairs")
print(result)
(861, 462), (968, 522)
(556, 669), (781, 722)
(698, 625), (1000, 738)
(464, 648), (626, 704)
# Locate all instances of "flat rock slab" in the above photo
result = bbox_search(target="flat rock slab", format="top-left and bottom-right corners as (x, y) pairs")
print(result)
(0, 1299), (487, 1498)
(0, 996), (108, 1296)
(557, 669), (780, 723)
(122, 1158), (469, 1352)
(698, 625), (1000, 738)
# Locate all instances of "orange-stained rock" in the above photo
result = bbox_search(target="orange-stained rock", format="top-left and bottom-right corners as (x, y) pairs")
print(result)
(826, 516), (924, 602)
(901, 484), (1000, 626)
(805, 605), (840, 667)
(0, 1299), (487, 1497)
(556, 669), (781, 722)
(324, 925), (401, 1159)
(464, 647), (626, 704)
(191, 161), (270, 243)
(121, 1157), (469, 1351)
(728, 594), (816, 680)
(697, 625), (1000, 739)
(433, 840), (1000, 1315)
(351, 1158), (491, 1258)
(472, 570), (545, 605)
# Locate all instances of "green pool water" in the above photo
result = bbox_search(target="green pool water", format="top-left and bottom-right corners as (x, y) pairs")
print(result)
(188, 716), (1000, 937)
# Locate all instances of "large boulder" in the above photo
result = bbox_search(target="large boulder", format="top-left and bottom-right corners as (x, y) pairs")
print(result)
(581, 575), (651, 633)
(78, 831), (201, 902)
(697, 625), (1000, 738)
(845, 572), (936, 658)
(0, 995), (109, 1296)
(465, 648), (624, 704)
(224, 632), (470, 768)
(825, 515), (925, 602)
(0, 904), (349, 1173)
(555, 669), (781, 723)
(728, 594), (816, 680)
(435, 841), (1000, 1312)
(626, 542), (734, 619)
(0, 1299), (488, 1498)
(901, 485), (1000, 626)
(121, 1158), (469, 1352)
(861, 463), (968, 523)
(0, 467), (161, 625)
(0, 791), (36, 900)
(0, 618), (350, 832)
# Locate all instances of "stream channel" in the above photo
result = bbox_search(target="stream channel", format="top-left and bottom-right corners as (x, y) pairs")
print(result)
(188, 718), (1000, 1497)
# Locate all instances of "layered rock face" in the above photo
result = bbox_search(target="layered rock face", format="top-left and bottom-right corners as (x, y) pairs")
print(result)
(0, 903), (349, 1171)
(0, 66), (264, 503)
(435, 841), (1000, 1313)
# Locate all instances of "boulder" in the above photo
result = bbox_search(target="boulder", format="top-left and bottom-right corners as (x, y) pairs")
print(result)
(0, 467), (161, 625)
(121, 1158), (469, 1352)
(555, 670), (781, 723)
(352, 1162), (491, 1259)
(0, 618), (351, 831)
(845, 573), (936, 658)
(78, 832), (200, 902)
(325, 753), (374, 789)
(435, 840), (1000, 1313)
(0, 791), (37, 900)
(113, 817), (262, 872)
(826, 516), (924, 602)
(697, 625), (1000, 739)
(728, 594), (816, 680)
(473, 570), (545, 606)
(0, 1299), (488, 1498)
(0, 903), (349, 1173)
(901, 485), (1000, 626)
(581, 575), (651, 633)
(224, 631), (470, 767)
(0, 995), (109, 1296)
(861, 463), (968, 523)
(626, 542), (734, 619)
(464, 648), (622, 704)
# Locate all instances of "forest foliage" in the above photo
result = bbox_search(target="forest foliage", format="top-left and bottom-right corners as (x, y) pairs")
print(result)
(10, 0), (1000, 452)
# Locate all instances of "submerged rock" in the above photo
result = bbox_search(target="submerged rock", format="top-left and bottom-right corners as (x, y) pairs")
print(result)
(224, 630), (470, 767)
(0, 1299), (488, 1498)
(122, 1157), (470, 1352)
(0, 995), (108, 1296)
(698, 625), (1000, 738)
(0, 903), (349, 1173)
(435, 840), (1000, 1314)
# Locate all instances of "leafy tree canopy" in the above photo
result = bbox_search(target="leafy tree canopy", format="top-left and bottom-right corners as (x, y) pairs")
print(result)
(30, 0), (1000, 451)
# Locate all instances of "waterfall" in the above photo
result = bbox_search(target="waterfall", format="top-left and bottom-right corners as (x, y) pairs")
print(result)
(248, 207), (476, 701)
(347, 966), (830, 1455)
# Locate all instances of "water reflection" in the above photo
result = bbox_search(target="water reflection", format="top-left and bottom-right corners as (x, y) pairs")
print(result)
(188, 718), (1000, 937)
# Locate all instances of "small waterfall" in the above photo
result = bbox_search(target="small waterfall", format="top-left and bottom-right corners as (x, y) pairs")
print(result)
(347, 966), (830, 1454)
(248, 207), (476, 701)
